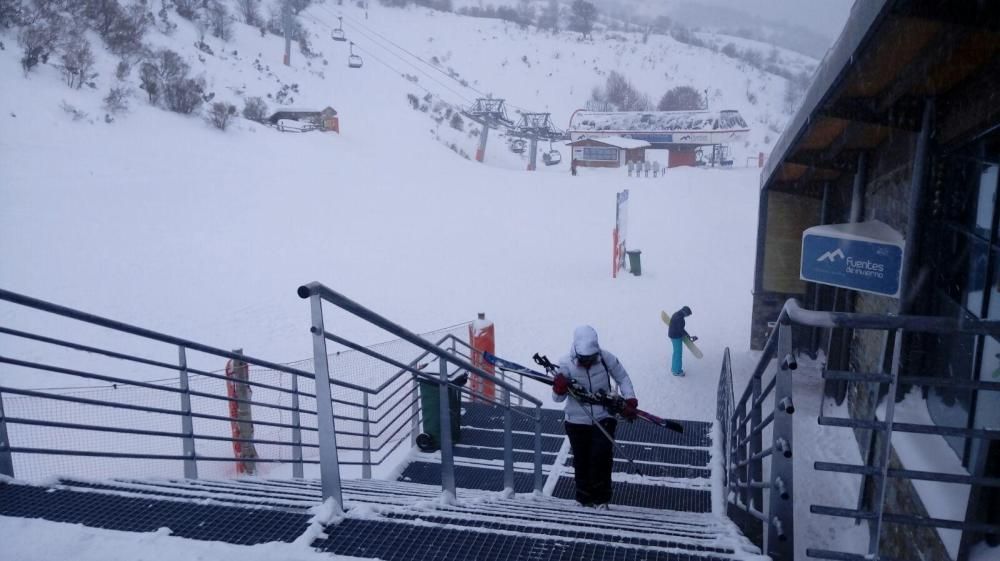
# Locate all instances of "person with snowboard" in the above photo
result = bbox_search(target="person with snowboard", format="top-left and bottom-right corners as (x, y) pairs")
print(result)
(668, 306), (697, 376)
(551, 325), (638, 508)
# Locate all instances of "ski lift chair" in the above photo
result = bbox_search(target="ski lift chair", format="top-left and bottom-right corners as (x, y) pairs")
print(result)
(331, 17), (347, 41)
(542, 140), (562, 166)
(510, 138), (526, 154)
(348, 42), (363, 68)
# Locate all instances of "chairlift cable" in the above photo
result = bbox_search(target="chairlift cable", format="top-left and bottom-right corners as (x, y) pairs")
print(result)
(300, 13), (437, 98)
(329, 15), (474, 104)
(323, 5), (489, 99)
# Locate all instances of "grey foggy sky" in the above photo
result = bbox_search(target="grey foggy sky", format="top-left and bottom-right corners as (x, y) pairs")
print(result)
(690, 0), (855, 38)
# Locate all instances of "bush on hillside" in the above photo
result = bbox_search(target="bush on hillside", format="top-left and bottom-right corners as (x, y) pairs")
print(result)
(235, 0), (263, 27)
(1, 0), (26, 29)
(591, 71), (651, 112)
(164, 76), (205, 114)
(207, 101), (237, 130)
(242, 96), (269, 122)
(17, 16), (62, 75)
(657, 86), (704, 111)
(205, 0), (232, 41)
(103, 86), (131, 114)
(57, 35), (98, 89)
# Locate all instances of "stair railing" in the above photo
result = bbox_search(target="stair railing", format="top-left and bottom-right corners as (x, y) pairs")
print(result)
(0, 288), (323, 482)
(719, 298), (1000, 561)
(298, 282), (545, 506)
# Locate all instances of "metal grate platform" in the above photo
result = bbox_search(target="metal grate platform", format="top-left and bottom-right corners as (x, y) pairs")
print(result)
(552, 477), (712, 512)
(461, 401), (566, 435)
(313, 517), (732, 561)
(398, 461), (538, 492)
(457, 427), (564, 452)
(454, 444), (560, 465)
(0, 481), (309, 545)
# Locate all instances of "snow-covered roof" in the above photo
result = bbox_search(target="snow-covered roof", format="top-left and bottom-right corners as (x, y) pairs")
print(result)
(569, 110), (749, 133)
(568, 136), (651, 149)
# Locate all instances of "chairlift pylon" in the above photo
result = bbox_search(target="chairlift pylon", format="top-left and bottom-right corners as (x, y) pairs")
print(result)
(348, 41), (363, 69)
(331, 16), (346, 42)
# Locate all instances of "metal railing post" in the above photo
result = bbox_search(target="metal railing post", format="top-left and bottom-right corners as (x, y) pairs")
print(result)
(438, 357), (456, 498)
(410, 374), (421, 445)
(308, 294), (344, 506)
(502, 387), (514, 492)
(362, 392), (372, 479)
(750, 374), (763, 513)
(177, 346), (198, 479)
(868, 329), (903, 559)
(533, 406), (544, 493)
(767, 323), (795, 560)
(290, 372), (303, 479)
(738, 402), (749, 508)
(0, 390), (14, 478)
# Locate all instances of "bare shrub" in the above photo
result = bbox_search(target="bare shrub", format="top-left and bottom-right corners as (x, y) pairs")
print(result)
(241, 96), (268, 121)
(207, 101), (236, 130)
(103, 86), (131, 114)
(235, 0), (262, 26)
(57, 36), (98, 89)
(657, 86), (704, 111)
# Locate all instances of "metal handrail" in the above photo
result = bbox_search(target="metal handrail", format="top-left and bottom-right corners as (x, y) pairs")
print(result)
(0, 288), (318, 381)
(298, 281), (545, 505)
(300, 282), (539, 406)
(720, 298), (1000, 561)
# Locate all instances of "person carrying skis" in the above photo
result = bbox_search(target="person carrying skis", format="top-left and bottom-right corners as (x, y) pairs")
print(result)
(551, 325), (638, 508)
(668, 306), (696, 376)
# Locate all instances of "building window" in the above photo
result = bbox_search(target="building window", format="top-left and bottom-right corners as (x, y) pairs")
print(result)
(926, 131), (1000, 465)
(580, 147), (619, 161)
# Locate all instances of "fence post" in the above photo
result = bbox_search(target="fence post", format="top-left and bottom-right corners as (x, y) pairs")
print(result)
(438, 356), (457, 498)
(410, 373), (420, 446)
(362, 392), (372, 479)
(178, 346), (198, 479)
(533, 407), (544, 493)
(502, 387), (514, 492)
(767, 323), (795, 560)
(308, 294), (344, 506)
(290, 372), (303, 479)
(750, 373), (763, 513)
(868, 329), (903, 559)
(0, 391), (14, 478)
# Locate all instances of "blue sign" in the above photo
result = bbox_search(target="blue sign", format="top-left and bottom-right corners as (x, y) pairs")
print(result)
(801, 225), (904, 298)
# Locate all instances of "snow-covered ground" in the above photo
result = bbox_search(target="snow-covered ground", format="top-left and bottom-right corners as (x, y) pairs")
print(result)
(0, 1), (948, 559)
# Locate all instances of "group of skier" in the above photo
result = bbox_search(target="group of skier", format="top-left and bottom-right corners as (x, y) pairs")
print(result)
(550, 307), (696, 508)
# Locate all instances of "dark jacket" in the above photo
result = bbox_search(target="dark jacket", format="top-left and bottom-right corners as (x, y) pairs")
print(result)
(668, 308), (691, 339)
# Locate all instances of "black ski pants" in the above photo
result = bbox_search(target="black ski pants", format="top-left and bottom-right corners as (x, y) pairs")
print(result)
(565, 418), (618, 506)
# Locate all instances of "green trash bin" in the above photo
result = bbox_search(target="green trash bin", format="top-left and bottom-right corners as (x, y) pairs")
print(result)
(626, 250), (642, 276)
(416, 372), (467, 452)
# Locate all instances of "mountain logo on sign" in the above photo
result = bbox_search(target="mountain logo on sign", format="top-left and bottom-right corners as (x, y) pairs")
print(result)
(817, 249), (845, 263)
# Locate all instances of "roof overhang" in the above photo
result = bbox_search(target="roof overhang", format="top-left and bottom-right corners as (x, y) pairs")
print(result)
(761, 0), (1000, 196)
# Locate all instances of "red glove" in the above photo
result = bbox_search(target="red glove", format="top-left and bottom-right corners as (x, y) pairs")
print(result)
(622, 398), (639, 421)
(552, 373), (570, 396)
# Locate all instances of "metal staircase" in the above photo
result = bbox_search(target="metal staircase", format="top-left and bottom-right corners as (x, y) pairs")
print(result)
(0, 284), (763, 560)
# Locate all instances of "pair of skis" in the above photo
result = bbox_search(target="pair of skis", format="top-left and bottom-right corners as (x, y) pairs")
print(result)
(483, 351), (684, 434)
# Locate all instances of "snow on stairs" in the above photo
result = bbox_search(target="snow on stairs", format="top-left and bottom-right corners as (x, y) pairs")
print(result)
(399, 401), (715, 511)
(0, 402), (764, 560)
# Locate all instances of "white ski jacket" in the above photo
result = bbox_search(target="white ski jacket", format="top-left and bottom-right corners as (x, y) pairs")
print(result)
(553, 326), (636, 425)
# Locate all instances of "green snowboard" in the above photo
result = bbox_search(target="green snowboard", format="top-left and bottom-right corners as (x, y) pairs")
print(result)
(660, 310), (703, 359)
